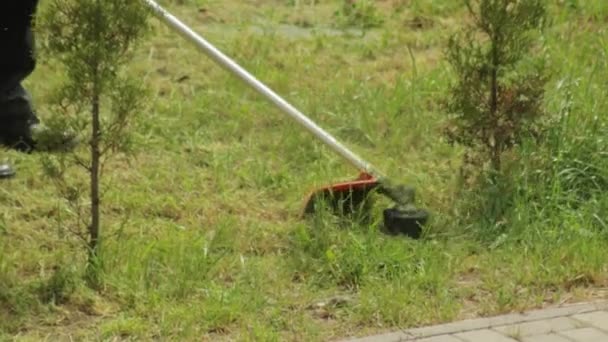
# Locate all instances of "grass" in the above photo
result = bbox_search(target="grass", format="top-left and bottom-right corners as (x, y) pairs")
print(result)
(1, 0), (608, 340)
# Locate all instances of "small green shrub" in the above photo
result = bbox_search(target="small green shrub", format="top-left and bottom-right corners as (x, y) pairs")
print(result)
(443, 0), (548, 177)
(37, 0), (150, 287)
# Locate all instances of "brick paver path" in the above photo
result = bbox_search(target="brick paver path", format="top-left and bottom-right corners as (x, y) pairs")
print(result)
(343, 301), (608, 342)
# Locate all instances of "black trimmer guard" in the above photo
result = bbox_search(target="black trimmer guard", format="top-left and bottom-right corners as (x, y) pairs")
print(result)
(382, 206), (429, 239)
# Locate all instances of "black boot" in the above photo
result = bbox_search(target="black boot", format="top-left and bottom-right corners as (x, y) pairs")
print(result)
(0, 84), (39, 152)
(0, 85), (77, 153)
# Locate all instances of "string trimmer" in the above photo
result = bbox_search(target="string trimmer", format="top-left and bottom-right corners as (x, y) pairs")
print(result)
(143, 0), (429, 238)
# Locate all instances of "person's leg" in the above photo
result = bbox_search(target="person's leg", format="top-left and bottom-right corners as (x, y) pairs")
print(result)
(0, 84), (39, 152)
(1, 2), (76, 153)
(0, 2), (40, 152)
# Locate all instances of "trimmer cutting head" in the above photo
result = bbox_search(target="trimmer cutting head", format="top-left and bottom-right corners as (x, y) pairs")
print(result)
(303, 173), (429, 239)
(303, 172), (379, 217)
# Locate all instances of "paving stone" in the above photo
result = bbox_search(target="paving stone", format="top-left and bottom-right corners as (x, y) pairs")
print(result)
(342, 302), (608, 342)
(416, 335), (464, 342)
(493, 317), (580, 336)
(559, 327), (608, 342)
(520, 302), (608, 321)
(521, 333), (571, 342)
(404, 313), (526, 338)
(572, 311), (608, 332)
(454, 329), (518, 342)
(341, 331), (408, 342)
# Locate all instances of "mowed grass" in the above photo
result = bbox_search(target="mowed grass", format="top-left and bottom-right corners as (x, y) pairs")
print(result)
(1, 0), (608, 340)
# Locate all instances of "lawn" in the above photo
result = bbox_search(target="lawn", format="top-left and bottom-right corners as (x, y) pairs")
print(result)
(1, 0), (607, 341)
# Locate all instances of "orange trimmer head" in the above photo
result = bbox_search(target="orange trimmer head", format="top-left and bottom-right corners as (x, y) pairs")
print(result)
(303, 172), (380, 216)
(303, 172), (429, 239)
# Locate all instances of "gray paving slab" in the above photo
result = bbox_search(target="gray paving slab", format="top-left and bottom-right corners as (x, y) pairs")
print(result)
(559, 327), (608, 342)
(340, 301), (608, 342)
(416, 335), (464, 342)
(521, 333), (572, 342)
(344, 331), (409, 342)
(396, 313), (525, 340)
(454, 329), (518, 342)
(572, 311), (608, 332)
(493, 316), (581, 337)
(520, 302), (608, 321)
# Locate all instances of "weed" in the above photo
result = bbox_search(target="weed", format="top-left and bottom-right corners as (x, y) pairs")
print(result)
(36, 266), (77, 305)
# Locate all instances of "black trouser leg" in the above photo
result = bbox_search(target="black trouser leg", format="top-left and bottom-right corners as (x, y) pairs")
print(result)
(0, 84), (39, 152)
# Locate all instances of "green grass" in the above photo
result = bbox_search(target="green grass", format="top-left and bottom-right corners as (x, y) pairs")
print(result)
(1, 0), (608, 340)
